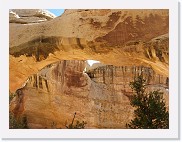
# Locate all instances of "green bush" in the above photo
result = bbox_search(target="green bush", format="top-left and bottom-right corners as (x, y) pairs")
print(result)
(127, 75), (169, 129)
(9, 91), (16, 104)
(66, 120), (87, 129)
(65, 112), (87, 129)
(9, 112), (28, 129)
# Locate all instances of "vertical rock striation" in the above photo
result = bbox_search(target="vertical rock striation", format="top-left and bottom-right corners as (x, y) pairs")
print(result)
(10, 60), (168, 128)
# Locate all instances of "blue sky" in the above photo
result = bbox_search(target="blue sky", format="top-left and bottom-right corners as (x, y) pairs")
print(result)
(47, 9), (65, 17)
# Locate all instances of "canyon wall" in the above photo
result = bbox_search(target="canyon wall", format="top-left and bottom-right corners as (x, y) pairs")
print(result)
(9, 9), (169, 129)
(10, 60), (168, 129)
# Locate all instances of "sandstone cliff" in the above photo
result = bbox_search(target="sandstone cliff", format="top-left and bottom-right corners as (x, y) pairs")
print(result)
(9, 9), (169, 129)
(10, 60), (168, 128)
(9, 9), (56, 24)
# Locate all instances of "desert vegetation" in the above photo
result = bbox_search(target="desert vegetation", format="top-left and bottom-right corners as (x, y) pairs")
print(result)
(127, 75), (169, 129)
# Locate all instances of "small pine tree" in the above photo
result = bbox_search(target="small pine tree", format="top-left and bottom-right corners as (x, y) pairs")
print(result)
(127, 75), (169, 129)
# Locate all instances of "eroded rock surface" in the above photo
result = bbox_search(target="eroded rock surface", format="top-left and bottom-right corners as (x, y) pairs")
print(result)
(9, 9), (56, 24)
(9, 9), (169, 92)
(9, 9), (169, 129)
(10, 60), (169, 128)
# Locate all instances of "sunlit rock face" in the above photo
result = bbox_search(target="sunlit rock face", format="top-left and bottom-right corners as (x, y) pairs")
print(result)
(9, 9), (56, 24)
(9, 9), (169, 92)
(9, 9), (169, 129)
(10, 60), (169, 129)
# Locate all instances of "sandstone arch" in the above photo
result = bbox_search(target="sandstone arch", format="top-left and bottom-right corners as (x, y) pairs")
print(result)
(10, 9), (169, 93)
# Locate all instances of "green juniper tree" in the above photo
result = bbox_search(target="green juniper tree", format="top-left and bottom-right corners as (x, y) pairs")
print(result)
(127, 75), (169, 129)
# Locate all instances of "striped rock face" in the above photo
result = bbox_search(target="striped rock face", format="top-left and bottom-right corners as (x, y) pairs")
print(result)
(9, 9), (169, 128)
(10, 60), (168, 129)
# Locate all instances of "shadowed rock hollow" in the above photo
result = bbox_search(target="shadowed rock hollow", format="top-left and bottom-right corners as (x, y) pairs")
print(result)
(9, 9), (169, 128)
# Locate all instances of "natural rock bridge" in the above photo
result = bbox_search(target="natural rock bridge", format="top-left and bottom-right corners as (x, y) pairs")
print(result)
(9, 9), (169, 92)
(9, 9), (169, 129)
